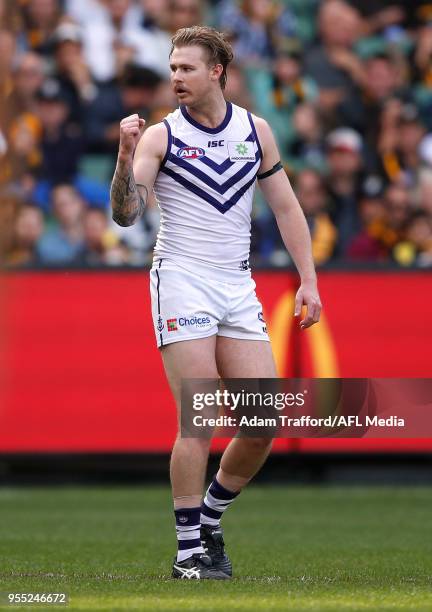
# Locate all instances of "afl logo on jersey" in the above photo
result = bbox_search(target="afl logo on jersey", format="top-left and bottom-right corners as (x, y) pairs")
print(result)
(177, 146), (205, 159)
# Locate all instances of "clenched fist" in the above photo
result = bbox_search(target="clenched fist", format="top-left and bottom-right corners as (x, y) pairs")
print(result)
(119, 114), (146, 159)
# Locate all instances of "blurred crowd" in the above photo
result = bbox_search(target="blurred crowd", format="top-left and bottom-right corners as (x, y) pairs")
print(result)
(1, 0), (432, 268)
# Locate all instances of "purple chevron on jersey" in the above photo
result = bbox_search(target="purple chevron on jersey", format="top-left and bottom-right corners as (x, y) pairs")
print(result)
(167, 150), (259, 195)
(160, 166), (257, 214)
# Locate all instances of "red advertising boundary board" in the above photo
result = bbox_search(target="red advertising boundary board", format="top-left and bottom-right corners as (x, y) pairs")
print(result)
(0, 270), (431, 453)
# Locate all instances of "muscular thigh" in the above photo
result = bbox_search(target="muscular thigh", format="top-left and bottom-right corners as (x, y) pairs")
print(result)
(216, 338), (278, 439)
(161, 336), (219, 406)
(215, 337), (277, 378)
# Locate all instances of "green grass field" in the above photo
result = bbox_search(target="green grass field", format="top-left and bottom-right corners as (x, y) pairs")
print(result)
(0, 485), (431, 611)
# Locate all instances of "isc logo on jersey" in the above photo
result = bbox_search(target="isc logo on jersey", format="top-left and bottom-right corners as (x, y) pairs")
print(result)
(177, 146), (205, 159)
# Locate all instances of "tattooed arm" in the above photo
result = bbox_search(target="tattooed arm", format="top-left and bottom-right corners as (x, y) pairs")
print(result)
(110, 114), (166, 227)
(111, 159), (149, 227)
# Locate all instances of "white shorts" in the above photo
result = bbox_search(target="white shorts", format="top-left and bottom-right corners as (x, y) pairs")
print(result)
(149, 258), (269, 348)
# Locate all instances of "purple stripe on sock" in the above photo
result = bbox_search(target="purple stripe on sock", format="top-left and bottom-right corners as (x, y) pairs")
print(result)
(209, 477), (239, 501)
(201, 502), (223, 520)
(178, 538), (201, 550)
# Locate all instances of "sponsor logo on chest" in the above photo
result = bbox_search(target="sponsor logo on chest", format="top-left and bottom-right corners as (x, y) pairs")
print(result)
(228, 141), (255, 162)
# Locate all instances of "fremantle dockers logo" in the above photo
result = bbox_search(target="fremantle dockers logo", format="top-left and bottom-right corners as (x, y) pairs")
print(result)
(157, 316), (164, 332)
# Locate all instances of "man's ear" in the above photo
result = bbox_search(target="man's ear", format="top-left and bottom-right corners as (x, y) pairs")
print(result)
(210, 63), (223, 82)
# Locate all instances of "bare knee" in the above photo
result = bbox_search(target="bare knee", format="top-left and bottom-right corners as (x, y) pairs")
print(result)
(174, 434), (212, 454)
(237, 436), (273, 453)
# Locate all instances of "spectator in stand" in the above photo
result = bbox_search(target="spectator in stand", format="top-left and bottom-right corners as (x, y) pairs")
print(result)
(139, 0), (170, 31)
(169, 0), (203, 31)
(396, 105), (427, 184)
(253, 167), (337, 268)
(271, 45), (318, 115)
(13, 72), (111, 210)
(0, 28), (16, 104)
(246, 42), (319, 161)
(416, 168), (432, 220)
(304, 0), (366, 128)
(64, 0), (109, 26)
(19, 0), (61, 56)
(358, 51), (404, 171)
(350, 180), (415, 262)
(295, 168), (337, 265)
(3, 52), (45, 128)
(121, 0), (174, 79)
(218, 0), (277, 64)
(347, 0), (432, 32)
(4, 111), (42, 185)
(4, 203), (44, 266)
(133, 0), (172, 76)
(146, 78), (178, 123)
(346, 1), (406, 35)
(224, 62), (253, 109)
(1, 52), (44, 186)
(85, 63), (162, 154)
(394, 211), (432, 267)
(51, 23), (99, 124)
(218, 0), (303, 65)
(0, 191), (19, 259)
(66, 0), (138, 83)
(325, 127), (364, 257)
(288, 102), (326, 173)
(380, 183), (413, 261)
(34, 78), (84, 187)
(69, 0), (171, 83)
(4, 53), (42, 181)
(38, 183), (85, 263)
(386, 182), (413, 229)
(413, 25), (432, 124)
(76, 207), (130, 265)
(273, 42), (319, 110)
(379, 102), (426, 186)
(347, 174), (389, 261)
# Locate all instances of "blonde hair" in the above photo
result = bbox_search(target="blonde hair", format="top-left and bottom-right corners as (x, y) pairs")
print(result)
(170, 26), (234, 89)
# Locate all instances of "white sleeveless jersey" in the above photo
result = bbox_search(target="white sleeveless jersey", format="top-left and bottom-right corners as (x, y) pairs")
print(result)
(153, 102), (262, 283)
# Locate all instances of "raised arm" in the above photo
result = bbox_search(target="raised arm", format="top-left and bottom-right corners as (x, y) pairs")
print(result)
(254, 115), (322, 329)
(110, 114), (166, 227)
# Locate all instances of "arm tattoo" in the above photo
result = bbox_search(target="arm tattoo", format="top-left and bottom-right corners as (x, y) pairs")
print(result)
(110, 160), (148, 227)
